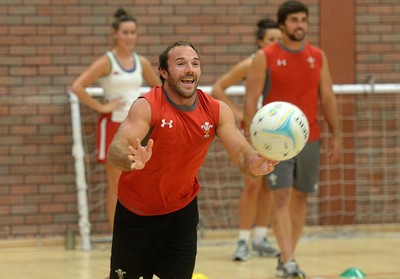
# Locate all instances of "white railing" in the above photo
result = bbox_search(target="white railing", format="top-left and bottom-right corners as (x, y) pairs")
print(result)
(83, 83), (400, 97)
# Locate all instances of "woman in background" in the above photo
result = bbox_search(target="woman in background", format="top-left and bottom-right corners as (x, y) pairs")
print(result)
(212, 18), (282, 261)
(71, 8), (161, 231)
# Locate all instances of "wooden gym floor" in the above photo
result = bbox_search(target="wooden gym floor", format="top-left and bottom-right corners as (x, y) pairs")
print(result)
(0, 228), (399, 279)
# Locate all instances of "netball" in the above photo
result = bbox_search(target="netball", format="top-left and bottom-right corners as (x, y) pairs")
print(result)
(250, 101), (310, 161)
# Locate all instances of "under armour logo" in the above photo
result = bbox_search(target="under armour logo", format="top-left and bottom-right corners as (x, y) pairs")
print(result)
(161, 119), (173, 128)
(277, 59), (287, 66)
(115, 269), (126, 279)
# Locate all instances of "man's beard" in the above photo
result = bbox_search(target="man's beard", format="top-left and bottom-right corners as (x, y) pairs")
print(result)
(166, 78), (198, 99)
(287, 29), (305, 42)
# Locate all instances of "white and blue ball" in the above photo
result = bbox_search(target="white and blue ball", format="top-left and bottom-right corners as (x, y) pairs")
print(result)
(250, 101), (309, 161)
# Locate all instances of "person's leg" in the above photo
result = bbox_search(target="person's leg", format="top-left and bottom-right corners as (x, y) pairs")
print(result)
(239, 175), (263, 232)
(270, 187), (308, 279)
(233, 175), (262, 261)
(265, 159), (304, 277)
(96, 114), (121, 231)
(105, 162), (121, 231)
(154, 198), (199, 279)
(270, 187), (294, 263)
(252, 180), (279, 257)
(290, 189), (307, 250)
(254, 179), (270, 229)
(109, 201), (159, 279)
(291, 141), (320, 251)
(276, 142), (320, 278)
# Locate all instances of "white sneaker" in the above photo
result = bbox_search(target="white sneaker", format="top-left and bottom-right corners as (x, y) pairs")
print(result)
(283, 259), (306, 279)
(232, 240), (251, 261)
(252, 237), (280, 257)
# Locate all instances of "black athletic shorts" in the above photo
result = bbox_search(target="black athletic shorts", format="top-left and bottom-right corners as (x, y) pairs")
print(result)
(109, 198), (199, 279)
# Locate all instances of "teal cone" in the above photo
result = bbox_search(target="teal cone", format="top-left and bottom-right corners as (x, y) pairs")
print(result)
(340, 267), (367, 278)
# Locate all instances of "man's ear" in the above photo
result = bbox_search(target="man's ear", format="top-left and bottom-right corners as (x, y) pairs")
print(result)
(159, 68), (168, 80)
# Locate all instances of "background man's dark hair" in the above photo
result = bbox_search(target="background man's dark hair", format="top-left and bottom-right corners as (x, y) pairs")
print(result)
(277, 0), (309, 26)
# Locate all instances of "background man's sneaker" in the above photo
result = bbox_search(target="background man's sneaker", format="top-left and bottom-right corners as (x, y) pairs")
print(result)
(276, 257), (285, 278)
(283, 259), (306, 279)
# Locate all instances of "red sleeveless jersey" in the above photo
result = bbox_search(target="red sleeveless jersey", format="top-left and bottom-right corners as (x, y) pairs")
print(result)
(262, 42), (323, 141)
(118, 86), (220, 216)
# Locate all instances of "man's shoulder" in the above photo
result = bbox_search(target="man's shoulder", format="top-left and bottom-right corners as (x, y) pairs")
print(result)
(197, 88), (219, 103)
(305, 42), (322, 53)
(263, 42), (280, 52)
(140, 86), (164, 108)
(143, 85), (162, 96)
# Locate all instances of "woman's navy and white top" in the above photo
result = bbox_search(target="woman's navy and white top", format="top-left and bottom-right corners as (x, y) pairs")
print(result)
(98, 51), (143, 122)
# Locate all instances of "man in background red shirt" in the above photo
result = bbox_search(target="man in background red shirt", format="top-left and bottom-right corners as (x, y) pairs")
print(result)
(244, 1), (341, 278)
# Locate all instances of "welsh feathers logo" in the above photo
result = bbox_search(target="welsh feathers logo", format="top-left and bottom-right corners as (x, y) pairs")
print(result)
(201, 122), (213, 138)
(307, 56), (315, 68)
(115, 269), (126, 279)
